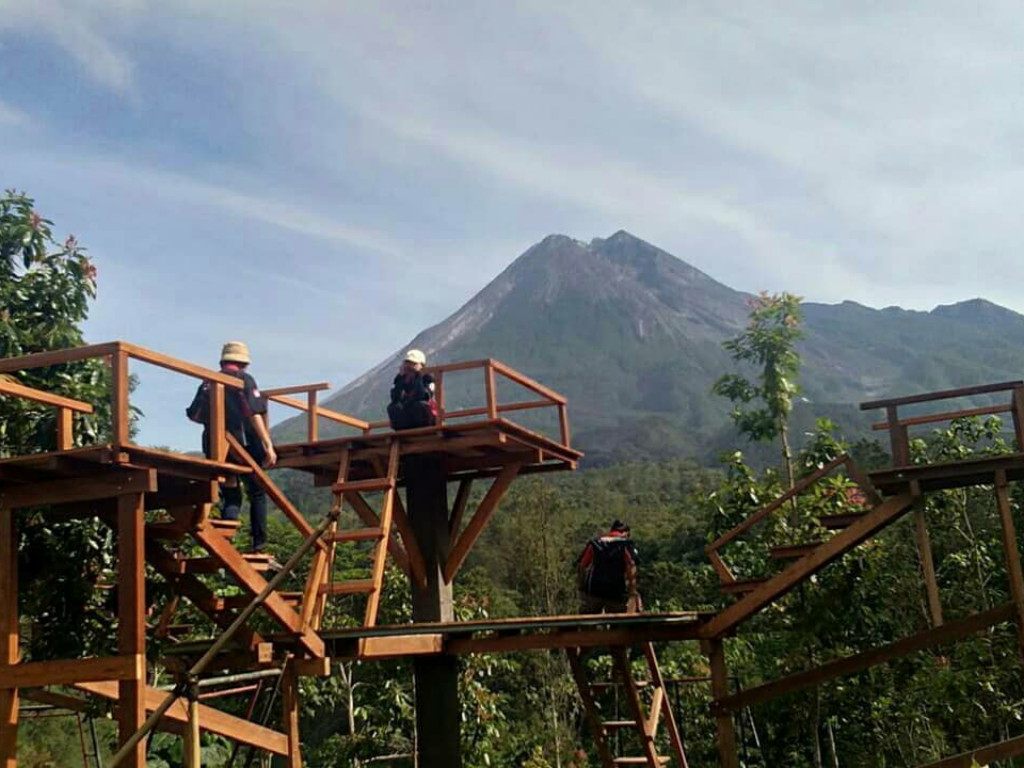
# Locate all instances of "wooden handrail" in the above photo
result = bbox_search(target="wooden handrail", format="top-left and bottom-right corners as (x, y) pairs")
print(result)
(871, 403), (1013, 431)
(261, 383), (330, 398)
(861, 380), (1024, 411)
(267, 394), (369, 431)
(0, 379), (94, 413)
(706, 454), (850, 556)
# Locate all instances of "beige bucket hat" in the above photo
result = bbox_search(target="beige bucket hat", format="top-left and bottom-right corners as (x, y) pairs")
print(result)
(220, 341), (251, 364)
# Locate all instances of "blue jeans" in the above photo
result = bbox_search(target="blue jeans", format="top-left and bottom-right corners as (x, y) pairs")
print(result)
(204, 429), (269, 551)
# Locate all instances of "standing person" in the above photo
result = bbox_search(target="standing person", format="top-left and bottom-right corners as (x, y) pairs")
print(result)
(387, 349), (438, 430)
(187, 341), (277, 556)
(576, 520), (641, 614)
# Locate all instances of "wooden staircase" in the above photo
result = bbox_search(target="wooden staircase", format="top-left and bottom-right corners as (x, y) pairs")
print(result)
(568, 642), (689, 767)
(704, 454), (918, 638)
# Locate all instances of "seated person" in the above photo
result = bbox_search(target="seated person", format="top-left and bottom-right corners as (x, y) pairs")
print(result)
(387, 349), (438, 430)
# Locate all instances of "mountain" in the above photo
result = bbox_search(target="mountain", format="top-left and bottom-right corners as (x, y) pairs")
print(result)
(274, 232), (1024, 465)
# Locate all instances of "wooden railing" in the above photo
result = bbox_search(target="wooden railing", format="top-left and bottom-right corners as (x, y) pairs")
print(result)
(0, 377), (95, 451)
(364, 358), (571, 447)
(704, 454), (879, 585)
(860, 380), (1024, 467)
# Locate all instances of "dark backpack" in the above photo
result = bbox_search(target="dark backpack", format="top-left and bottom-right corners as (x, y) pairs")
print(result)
(580, 537), (632, 600)
(186, 382), (209, 425)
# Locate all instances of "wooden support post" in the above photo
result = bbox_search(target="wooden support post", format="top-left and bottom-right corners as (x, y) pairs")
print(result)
(558, 403), (570, 447)
(57, 406), (74, 450)
(0, 507), (18, 768)
(407, 455), (461, 768)
(307, 390), (318, 442)
(448, 478), (472, 543)
(208, 382), (227, 463)
(995, 470), (1024, 668)
(282, 664), (303, 768)
(703, 638), (739, 768)
(886, 405), (909, 466)
(118, 492), (147, 767)
(484, 362), (498, 421)
(1013, 386), (1024, 452)
(111, 349), (130, 448)
(435, 370), (445, 426)
(912, 484), (943, 627)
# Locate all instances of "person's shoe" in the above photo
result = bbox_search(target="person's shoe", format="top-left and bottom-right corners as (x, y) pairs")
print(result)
(265, 556), (285, 573)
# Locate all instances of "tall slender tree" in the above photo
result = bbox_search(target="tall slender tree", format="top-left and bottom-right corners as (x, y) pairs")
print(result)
(713, 291), (804, 492)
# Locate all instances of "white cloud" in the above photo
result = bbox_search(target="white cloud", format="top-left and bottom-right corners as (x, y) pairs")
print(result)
(0, 98), (29, 127)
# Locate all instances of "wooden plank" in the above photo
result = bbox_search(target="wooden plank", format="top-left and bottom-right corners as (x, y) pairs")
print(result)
(558, 403), (571, 447)
(261, 382), (330, 397)
(117, 492), (147, 768)
(0, 467), (157, 509)
(703, 493), (916, 639)
(75, 680), (290, 755)
(995, 470), (1024, 666)
(1013, 387), (1024, 451)
(119, 342), (248, 390)
(860, 380), (1024, 410)
(566, 649), (616, 768)
(307, 389), (318, 442)
(914, 733), (1024, 768)
(887, 405), (910, 466)
(442, 399), (555, 421)
(0, 507), (17, 768)
(490, 359), (567, 405)
(871, 403), (1012, 431)
(266, 393), (369, 430)
(716, 603), (1015, 714)
(0, 654), (143, 689)
(448, 478), (473, 544)
(443, 623), (705, 655)
(484, 363), (499, 420)
(444, 462), (521, 583)
(0, 378), (95, 413)
(359, 634), (444, 659)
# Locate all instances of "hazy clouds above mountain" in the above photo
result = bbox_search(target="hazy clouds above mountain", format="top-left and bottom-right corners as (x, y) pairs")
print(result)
(3, 1), (1024, 446)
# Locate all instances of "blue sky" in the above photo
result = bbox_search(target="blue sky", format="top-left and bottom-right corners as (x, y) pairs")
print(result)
(3, 1), (1024, 448)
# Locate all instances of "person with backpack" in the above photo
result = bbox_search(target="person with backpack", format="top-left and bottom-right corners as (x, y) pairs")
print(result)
(387, 349), (438, 430)
(187, 341), (277, 556)
(576, 520), (641, 614)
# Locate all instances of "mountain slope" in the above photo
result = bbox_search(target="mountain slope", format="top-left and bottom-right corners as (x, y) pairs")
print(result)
(275, 232), (1024, 465)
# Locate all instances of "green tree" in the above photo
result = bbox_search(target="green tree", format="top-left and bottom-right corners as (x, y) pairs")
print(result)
(713, 291), (804, 492)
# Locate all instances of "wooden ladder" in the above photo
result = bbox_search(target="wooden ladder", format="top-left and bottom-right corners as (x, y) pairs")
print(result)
(567, 642), (689, 768)
(303, 437), (400, 630)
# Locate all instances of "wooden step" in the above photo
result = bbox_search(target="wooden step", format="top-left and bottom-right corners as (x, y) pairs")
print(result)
(720, 578), (767, 596)
(210, 518), (242, 537)
(769, 542), (822, 560)
(327, 527), (384, 544)
(184, 552), (275, 574)
(332, 478), (396, 494)
(318, 579), (377, 596)
(614, 758), (669, 765)
(819, 512), (867, 530)
(602, 720), (637, 731)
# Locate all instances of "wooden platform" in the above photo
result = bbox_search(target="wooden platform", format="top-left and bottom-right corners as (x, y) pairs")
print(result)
(869, 451), (1024, 494)
(274, 416), (582, 484)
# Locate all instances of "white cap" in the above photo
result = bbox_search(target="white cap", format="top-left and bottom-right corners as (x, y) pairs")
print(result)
(404, 349), (426, 365)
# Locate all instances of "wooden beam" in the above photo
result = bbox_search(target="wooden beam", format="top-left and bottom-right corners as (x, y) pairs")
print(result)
(281, 666), (302, 768)
(208, 382), (227, 463)
(995, 470), (1024, 668)
(307, 389), (318, 442)
(913, 486), (943, 627)
(914, 733), (1024, 768)
(702, 493), (916, 639)
(0, 467), (157, 509)
(716, 603), (1015, 714)
(871, 403), (1012, 431)
(345, 492), (417, 583)
(261, 382), (330, 397)
(566, 649), (616, 768)
(386, 491), (428, 590)
(0, 654), (143, 689)
(612, 646), (662, 766)
(642, 643), (689, 767)
(484, 363), (498, 420)
(357, 634), (445, 659)
(860, 380), (1023, 410)
(75, 680), (290, 755)
(444, 462), (521, 583)
(0, 378), (94, 413)
(117, 492), (147, 768)
(448, 478), (473, 544)
(0, 341), (120, 373)
(0, 507), (18, 768)
(56, 407), (74, 450)
(111, 349), (130, 448)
